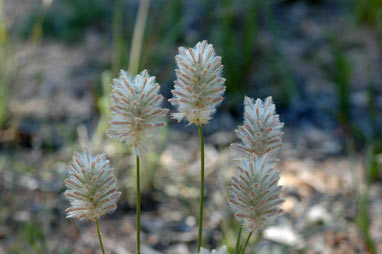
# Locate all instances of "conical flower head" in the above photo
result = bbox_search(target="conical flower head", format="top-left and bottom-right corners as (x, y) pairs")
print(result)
(231, 96), (284, 159)
(64, 150), (121, 221)
(228, 155), (284, 231)
(169, 40), (226, 125)
(108, 70), (169, 157)
(200, 246), (228, 254)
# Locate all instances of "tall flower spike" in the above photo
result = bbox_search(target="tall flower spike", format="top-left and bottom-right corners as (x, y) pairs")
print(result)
(108, 70), (169, 157)
(200, 246), (228, 254)
(65, 150), (121, 221)
(231, 96), (284, 159)
(228, 155), (284, 231)
(169, 40), (226, 125)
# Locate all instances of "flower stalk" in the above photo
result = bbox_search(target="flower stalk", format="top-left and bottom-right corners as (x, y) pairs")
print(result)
(169, 40), (225, 251)
(95, 218), (106, 254)
(241, 231), (253, 254)
(136, 155), (141, 254)
(235, 226), (242, 254)
(197, 125), (205, 251)
(108, 70), (168, 254)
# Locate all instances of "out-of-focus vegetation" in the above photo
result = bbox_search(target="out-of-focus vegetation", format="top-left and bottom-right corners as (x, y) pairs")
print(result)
(0, 0), (9, 129)
(0, 0), (381, 253)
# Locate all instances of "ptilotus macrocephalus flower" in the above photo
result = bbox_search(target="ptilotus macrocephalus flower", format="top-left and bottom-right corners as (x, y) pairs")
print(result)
(108, 70), (169, 157)
(200, 246), (228, 254)
(64, 150), (121, 221)
(228, 154), (284, 231)
(231, 96), (284, 160)
(169, 40), (226, 125)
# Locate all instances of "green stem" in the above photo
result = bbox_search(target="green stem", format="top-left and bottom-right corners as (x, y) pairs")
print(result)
(136, 155), (141, 254)
(241, 231), (253, 254)
(235, 226), (243, 254)
(95, 218), (106, 254)
(197, 125), (205, 251)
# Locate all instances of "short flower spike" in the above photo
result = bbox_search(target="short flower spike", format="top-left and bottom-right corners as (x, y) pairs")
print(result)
(231, 96), (284, 160)
(169, 40), (226, 125)
(228, 155), (284, 231)
(108, 70), (169, 157)
(65, 150), (121, 221)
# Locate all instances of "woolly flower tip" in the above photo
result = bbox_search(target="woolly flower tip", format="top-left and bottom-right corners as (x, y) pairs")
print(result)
(169, 40), (226, 125)
(199, 246), (228, 254)
(64, 150), (121, 221)
(231, 96), (284, 159)
(108, 69), (169, 157)
(228, 154), (284, 231)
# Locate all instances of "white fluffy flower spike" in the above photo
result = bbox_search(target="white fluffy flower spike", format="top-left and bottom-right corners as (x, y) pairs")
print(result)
(231, 96), (284, 158)
(169, 40), (226, 125)
(228, 155), (284, 231)
(200, 245), (228, 254)
(64, 150), (121, 221)
(108, 70), (169, 157)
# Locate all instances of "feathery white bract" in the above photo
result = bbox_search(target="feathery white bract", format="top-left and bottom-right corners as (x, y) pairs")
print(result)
(200, 245), (228, 254)
(169, 40), (226, 125)
(64, 150), (121, 221)
(108, 70), (169, 157)
(228, 155), (284, 231)
(231, 96), (284, 158)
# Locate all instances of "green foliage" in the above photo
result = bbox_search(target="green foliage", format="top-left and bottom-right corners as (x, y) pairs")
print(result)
(10, 222), (46, 254)
(0, 0), (6, 44)
(0, 0), (9, 129)
(324, 38), (380, 155)
(24, 0), (110, 41)
(367, 142), (382, 182)
(366, 83), (382, 182)
(264, 1), (299, 106)
(322, 38), (361, 141)
(112, 0), (128, 77)
(243, 1), (258, 74)
(221, 0), (240, 97)
(329, 38), (351, 124)
(142, 0), (183, 71)
(0, 68), (9, 129)
(356, 194), (376, 254)
(355, 0), (382, 26)
(24, 223), (45, 250)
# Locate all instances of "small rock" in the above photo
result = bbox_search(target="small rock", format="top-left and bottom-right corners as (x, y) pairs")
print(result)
(141, 246), (163, 254)
(167, 244), (191, 254)
(264, 224), (304, 248)
(306, 204), (332, 225)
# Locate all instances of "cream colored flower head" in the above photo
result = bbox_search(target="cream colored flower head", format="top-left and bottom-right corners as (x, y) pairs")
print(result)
(200, 245), (228, 254)
(228, 155), (284, 231)
(108, 70), (169, 157)
(169, 40), (226, 125)
(64, 150), (121, 221)
(231, 96), (284, 160)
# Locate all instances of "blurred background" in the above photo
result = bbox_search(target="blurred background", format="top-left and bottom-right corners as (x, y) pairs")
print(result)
(0, 0), (381, 253)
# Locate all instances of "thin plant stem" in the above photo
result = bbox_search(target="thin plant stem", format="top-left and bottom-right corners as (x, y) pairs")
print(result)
(128, 0), (150, 75)
(241, 231), (253, 254)
(235, 226), (243, 254)
(136, 155), (141, 254)
(95, 218), (106, 254)
(197, 125), (205, 251)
